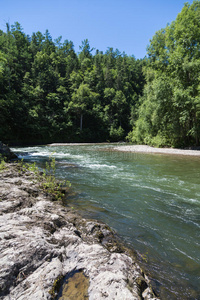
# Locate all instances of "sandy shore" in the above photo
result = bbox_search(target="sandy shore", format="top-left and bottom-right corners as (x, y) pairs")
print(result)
(113, 145), (200, 156)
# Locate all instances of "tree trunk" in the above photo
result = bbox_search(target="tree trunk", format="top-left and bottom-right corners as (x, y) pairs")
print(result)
(80, 114), (83, 131)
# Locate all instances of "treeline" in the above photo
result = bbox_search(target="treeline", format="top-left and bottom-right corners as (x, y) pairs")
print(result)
(0, 1), (199, 147)
(128, 0), (200, 147)
(0, 23), (144, 144)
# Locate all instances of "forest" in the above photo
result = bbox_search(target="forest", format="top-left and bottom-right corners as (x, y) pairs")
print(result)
(0, 1), (199, 147)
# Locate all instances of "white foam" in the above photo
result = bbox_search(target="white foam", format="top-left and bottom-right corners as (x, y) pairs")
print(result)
(87, 163), (117, 170)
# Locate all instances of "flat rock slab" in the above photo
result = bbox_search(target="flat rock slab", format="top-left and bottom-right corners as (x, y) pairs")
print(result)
(0, 163), (158, 300)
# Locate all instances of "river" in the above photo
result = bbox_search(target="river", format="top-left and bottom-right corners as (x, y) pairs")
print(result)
(11, 144), (200, 299)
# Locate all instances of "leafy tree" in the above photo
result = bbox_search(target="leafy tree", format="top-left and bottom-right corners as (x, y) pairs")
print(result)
(0, 51), (6, 75)
(129, 1), (200, 147)
(79, 39), (94, 62)
(69, 83), (99, 131)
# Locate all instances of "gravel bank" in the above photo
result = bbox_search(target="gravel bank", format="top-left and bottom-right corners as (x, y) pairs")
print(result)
(113, 145), (200, 157)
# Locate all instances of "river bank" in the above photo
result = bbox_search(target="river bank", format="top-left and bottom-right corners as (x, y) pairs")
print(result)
(47, 143), (200, 157)
(0, 162), (158, 300)
(113, 145), (200, 157)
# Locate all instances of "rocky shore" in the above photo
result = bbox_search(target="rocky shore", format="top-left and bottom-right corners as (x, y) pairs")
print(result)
(0, 162), (158, 300)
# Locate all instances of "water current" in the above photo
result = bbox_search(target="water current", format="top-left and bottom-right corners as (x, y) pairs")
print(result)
(11, 144), (200, 299)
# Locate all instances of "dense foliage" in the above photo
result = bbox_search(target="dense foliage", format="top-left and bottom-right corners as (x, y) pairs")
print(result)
(0, 23), (144, 144)
(0, 1), (199, 147)
(128, 1), (200, 147)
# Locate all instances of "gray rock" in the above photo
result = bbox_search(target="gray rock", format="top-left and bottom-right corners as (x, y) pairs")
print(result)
(0, 163), (159, 300)
(0, 142), (18, 160)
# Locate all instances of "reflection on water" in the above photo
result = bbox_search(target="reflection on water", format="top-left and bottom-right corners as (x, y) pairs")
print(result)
(12, 145), (200, 299)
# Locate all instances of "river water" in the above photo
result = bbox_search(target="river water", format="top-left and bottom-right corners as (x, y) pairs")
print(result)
(12, 144), (200, 299)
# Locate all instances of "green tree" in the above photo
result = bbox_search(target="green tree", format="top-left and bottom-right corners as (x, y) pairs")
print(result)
(78, 39), (94, 62)
(0, 51), (6, 75)
(130, 1), (200, 147)
(69, 83), (98, 131)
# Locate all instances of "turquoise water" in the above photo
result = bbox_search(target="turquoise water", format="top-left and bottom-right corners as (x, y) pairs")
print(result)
(12, 145), (200, 299)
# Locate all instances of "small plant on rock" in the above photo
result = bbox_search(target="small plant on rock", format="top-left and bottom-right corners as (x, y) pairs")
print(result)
(19, 155), (71, 202)
(0, 154), (6, 171)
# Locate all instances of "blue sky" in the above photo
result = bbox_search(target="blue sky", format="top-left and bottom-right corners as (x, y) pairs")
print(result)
(0, 0), (194, 59)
